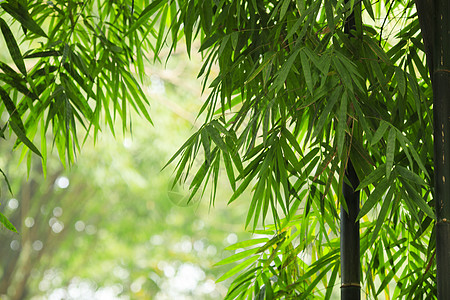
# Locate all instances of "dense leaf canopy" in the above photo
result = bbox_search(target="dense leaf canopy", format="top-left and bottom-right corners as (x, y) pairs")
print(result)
(0, 0), (438, 299)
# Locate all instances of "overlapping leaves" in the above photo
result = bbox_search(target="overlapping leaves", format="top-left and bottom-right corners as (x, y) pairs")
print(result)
(157, 0), (435, 298)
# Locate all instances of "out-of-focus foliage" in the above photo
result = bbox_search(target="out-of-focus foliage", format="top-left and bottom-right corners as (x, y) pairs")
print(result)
(0, 50), (250, 299)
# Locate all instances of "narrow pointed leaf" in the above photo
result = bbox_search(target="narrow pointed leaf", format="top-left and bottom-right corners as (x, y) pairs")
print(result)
(0, 18), (27, 75)
(385, 128), (396, 178)
(357, 176), (390, 220)
(0, 211), (17, 233)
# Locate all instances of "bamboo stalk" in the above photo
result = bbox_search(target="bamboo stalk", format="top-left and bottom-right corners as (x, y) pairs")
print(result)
(341, 160), (361, 299)
(340, 2), (361, 299)
(416, 0), (450, 297)
(433, 0), (450, 295)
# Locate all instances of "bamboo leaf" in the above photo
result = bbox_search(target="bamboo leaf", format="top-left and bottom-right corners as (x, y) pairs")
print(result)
(395, 67), (406, 96)
(371, 121), (389, 146)
(0, 86), (42, 157)
(324, 0), (335, 33)
(300, 49), (314, 94)
(395, 165), (427, 186)
(370, 186), (393, 246)
(0, 211), (17, 233)
(314, 86), (341, 138)
(356, 163), (386, 191)
(325, 262), (339, 300)
(228, 173), (254, 204)
(0, 18), (27, 75)
(337, 90), (347, 158)
(223, 151), (236, 191)
(0, 168), (13, 195)
(1, 1), (47, 37)
(401, 178), (435, 219)
(216, 255), (259, 282)
(357, 176), (390, 220)
(245, 52), (277, 84)
(214, 249), (258, 266)
(225, 238), (269, 251)
(386, 128), (396, 179)
(126, 0), (165, 35)
(272, 47), (301, 92)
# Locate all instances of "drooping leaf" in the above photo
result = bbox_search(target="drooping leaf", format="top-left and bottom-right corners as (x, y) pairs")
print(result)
(1, 1), (47, 37)
(0, 18), (27, 75)
(0, 86), (42, 157)
(357, 176), (390, 220)
(0, 211), (17, 233)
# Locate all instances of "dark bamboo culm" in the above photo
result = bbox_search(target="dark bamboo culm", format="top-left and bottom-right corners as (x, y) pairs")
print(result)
(341, 160), (361, 299)
(340, 2), (361, 299)
(415, 0), (450, 298)
(432, 0), (450, 298)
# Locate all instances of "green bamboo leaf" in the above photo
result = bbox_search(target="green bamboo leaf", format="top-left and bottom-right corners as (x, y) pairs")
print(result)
(395, 166), (427, 186)
(0, 211), (17, 233)
(371, 121), (389, 146)
(205, 124), (228, 153)
(121, 71), (153, 124)
(279, 0), (290, 20)
(245, 179), (265, 228)
(300, 50), (314, 94)
(228, 172), (254, 204)
(363, 0), (375, 19)
(395, 67), (406, 96)
(386, 128), (396, 179)
(281, 128), (302, 155)
(333, 55), (353, 93)
(155, 4), (169, 55)
(216, 255), (259, 282)
(370, 186), (393, 246)
(356, 163), (386, 191)
(24, 50), (61, 59)
(1, 1), (47, 37)
(299, 263), (335, 300)
(401, 178), (435, 219)
(215, 248), (258, 266)
(395, 130), (413, 169)
(225, 238), (269, 251)
(407, 73), (422, 120)
(324, 0), (335, 33)
(223, 151), (236, 191)
(0, 168), (13, 195)
(314, 86), (341, 138)
(280, 137), (300, 171)
(126, 0), (165, 35)
(256, 232), (286, 253)
(357, 176), (390, 220)
(245, 52), (277, 84)
(396, 132), (429, 178)
(285, 1), (319, 41)
(325, 262), (339, 300)
(0, 86), (42, 157)
(272, 47), (301, 92)
(0, 18), (27, 75)
(337, 90), (348, 158)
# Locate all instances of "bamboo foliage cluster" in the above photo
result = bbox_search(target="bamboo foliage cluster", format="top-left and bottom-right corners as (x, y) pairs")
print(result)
(0, 0), (155, 170)
(153, 0), (436, 298)
(0, 0), (442, 298)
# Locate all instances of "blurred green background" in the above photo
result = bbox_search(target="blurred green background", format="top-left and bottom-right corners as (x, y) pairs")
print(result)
(0, 48), (251, 299)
